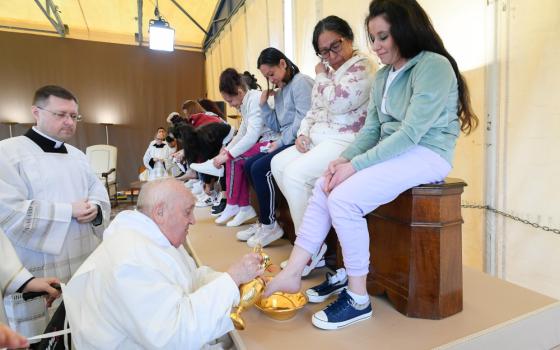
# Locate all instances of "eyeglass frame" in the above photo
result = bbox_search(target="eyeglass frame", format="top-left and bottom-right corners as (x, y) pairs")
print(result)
(316, 38), (344, 59)
(36, 106), (82, 122)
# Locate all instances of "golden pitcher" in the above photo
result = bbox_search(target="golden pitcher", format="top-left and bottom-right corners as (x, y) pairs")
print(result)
(230, 245), (271, 330)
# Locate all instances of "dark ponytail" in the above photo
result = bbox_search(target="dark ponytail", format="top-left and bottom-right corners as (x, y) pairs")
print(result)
(241, 71), (261, 90)
(219, 68), (261, 96)
(257, 47), (300, 90)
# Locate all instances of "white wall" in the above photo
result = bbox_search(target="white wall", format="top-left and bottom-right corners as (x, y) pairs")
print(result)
(495, 0), (560, 298)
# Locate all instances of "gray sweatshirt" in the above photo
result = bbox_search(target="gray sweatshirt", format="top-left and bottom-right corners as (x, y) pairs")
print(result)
(260, 72), (314, 147)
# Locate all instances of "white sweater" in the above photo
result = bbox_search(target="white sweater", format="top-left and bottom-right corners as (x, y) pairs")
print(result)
(226, 89), (277, 158)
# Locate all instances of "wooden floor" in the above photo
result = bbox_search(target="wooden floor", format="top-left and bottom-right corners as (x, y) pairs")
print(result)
(187, 206), (560, 350)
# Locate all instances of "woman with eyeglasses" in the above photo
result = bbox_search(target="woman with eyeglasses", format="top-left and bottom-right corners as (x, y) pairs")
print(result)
(265, 0), (478, 330)
(237, 48), (314, 248)
(270, 15), (375, 276)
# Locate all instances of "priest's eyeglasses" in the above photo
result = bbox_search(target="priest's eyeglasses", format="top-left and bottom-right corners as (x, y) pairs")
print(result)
(37, 106), (82, 122)
(316, 38), (344, 59)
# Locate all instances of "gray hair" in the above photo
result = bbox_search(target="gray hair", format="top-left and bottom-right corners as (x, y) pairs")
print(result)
(136, 178), (188, 216)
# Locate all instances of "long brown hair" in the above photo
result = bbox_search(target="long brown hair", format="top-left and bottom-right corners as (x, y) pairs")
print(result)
(367, 0), (478, 134)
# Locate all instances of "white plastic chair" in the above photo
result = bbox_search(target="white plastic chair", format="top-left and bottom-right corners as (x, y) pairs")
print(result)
(86, 145), (118, 206)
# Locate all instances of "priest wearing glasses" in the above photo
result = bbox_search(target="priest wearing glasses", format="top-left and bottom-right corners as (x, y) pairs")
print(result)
(0, 85), (110, 340)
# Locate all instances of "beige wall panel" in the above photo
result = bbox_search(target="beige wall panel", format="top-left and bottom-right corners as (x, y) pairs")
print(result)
(501, 0), (560, 299)
(211, 40), (223, 108)
(205, 48), (216, 100)
(266, 0), (285, 51)
(245, 0), (272, 90)
(418, 0), (487, 271)
(219, 25), (234, 70)
(293, 0), (320, 76)
(230, 11), (249, 73)
(320, 0), (372, 52)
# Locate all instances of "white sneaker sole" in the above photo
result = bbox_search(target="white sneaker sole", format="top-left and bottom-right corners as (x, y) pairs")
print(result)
(302, 243), (328, 277)
(226, 213), (256, 227)
(311, 310), (372, 330)
(248, 230), (283, 248)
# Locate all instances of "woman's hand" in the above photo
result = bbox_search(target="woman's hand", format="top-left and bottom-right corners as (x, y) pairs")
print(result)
(323, 157), (349, 177)
(315, 61), (328, 75)
(213, 152), (229, 168)
(324, 162), (356, 194)
(266, 141), (279, 153)
(295, 135), (311, 153)
(260, 89), (276, 107)
(23, 277), (61, 307)
(323, 158), (354, 193)
(171, 149), (184, 162)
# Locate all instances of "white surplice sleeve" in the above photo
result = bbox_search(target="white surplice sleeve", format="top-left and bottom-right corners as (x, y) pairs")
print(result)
(0, 155), (73, 255)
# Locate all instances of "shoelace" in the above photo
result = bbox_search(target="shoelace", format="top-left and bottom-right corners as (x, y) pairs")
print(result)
(313, 273), (346, 293)
(323, 290), (353, 314)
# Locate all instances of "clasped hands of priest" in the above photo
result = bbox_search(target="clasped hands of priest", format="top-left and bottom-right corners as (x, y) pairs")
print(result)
(72, 199), (99, 224)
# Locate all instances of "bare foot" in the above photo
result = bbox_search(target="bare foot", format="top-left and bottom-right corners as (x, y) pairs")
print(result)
(263, 269), (302, 297)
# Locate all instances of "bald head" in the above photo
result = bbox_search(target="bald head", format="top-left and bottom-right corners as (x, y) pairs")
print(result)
(137, 179), (196, 247)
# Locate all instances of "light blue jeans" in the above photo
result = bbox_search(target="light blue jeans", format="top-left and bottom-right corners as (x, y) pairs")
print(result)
(294, 146), (452, 277)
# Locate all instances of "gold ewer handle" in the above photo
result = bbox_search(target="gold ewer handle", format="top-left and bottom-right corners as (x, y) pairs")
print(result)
(230, 245), (271, 330)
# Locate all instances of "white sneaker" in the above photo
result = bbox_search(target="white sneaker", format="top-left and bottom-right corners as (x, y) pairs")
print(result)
(212, 192), (224, 206)
(190, 159), (224, 177)
(226, 206), (257, 227)
(302, 243), (328, 277)
(215, 204), (239, 225)
(280, 253), (327, 276)
(191, 180), (203, 195)
(196, 191), (218, 207)
(236, 222), (261, 241)
(247, 222), (284, 248)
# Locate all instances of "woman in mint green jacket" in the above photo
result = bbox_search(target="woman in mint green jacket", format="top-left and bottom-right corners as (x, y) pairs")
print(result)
(265, 0), (478, 330)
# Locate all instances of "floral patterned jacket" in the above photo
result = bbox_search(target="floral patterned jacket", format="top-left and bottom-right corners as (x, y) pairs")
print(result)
(298, 52), (376, 137)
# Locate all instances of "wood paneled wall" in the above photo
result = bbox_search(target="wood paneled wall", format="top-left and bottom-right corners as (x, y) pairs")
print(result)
(0, 30), (205, 188)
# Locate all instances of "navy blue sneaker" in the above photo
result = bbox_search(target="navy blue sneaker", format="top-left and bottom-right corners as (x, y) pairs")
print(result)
(312, 289), (372, 330)
(306, 268), (348, 303)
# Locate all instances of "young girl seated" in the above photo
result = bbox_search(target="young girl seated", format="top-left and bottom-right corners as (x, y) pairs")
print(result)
(211, 68), (279, 227)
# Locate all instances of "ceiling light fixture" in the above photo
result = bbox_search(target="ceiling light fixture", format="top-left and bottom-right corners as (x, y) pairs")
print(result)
(149, 0), (174, 52)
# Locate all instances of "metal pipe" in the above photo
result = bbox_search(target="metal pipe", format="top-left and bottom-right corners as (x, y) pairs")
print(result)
(0, 24), (58, 35)
(33, 0), (66, 37)
(169, 0), (208, 35)
(137, 0), (143, 45)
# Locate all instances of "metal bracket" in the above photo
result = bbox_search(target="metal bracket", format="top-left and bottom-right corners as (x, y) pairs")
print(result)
(34, 0), (67, 37)
(136, 0), (143, 45)
(169, 0), (208, 35)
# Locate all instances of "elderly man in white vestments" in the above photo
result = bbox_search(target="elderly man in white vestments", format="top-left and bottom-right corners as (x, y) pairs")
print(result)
(0, 85), (110, 338)
(64, 178), (264, 350)
(0, 228), (61, 349)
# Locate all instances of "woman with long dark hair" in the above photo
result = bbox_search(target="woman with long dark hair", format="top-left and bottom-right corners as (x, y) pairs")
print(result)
(237, 48), (314, 247)
(265, 0), (478, 330)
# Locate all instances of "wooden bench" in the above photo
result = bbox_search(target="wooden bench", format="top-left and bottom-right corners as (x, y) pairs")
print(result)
(252, 178), (466, 319)
(366, 178), (466, 319)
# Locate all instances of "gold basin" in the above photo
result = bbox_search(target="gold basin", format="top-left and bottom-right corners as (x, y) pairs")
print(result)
(255, 292), (308, 321)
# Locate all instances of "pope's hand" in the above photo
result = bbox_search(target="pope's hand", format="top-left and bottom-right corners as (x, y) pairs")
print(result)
(227, 253), (265, 286)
